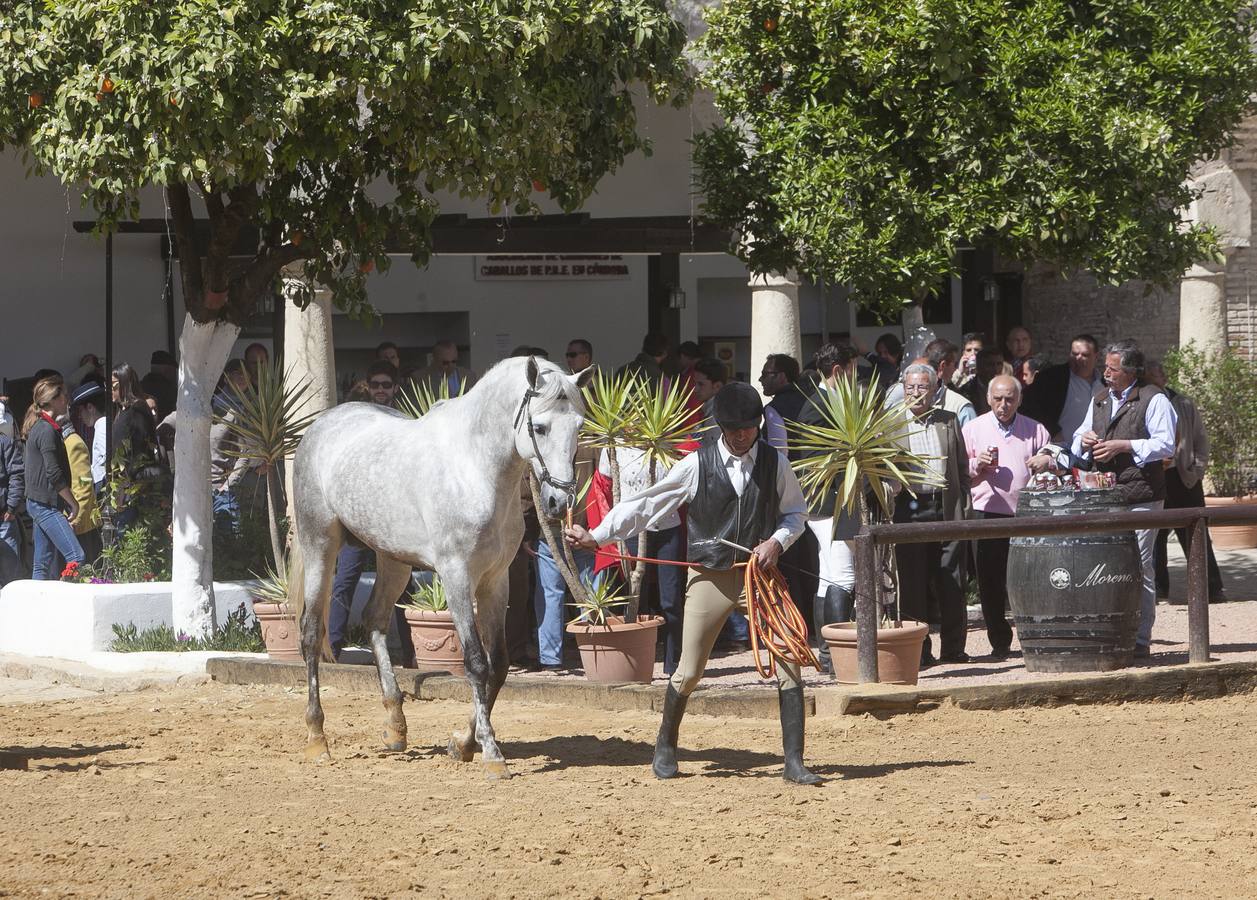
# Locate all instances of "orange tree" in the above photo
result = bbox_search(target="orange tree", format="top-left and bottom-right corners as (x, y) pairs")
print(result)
(694, 0), (1257, 317)
(0, 0), (688, 635)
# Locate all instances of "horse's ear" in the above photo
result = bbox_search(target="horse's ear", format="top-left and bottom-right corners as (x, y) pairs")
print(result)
(573, 365), (596, 390)
(526, 355), (541, 390)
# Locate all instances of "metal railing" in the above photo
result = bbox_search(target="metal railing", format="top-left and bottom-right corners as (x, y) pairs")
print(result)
(849, 502), (1257, 683)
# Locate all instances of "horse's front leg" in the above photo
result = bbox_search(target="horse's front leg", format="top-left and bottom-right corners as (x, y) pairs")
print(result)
(444, 567), (510, 779)
(450, 567), (511, 764)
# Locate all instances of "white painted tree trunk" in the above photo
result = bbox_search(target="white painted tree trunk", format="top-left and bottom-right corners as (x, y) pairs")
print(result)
(170, 313), (240, 637)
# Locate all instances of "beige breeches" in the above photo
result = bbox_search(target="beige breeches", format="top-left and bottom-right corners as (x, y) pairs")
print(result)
(669, 565), (801, 696)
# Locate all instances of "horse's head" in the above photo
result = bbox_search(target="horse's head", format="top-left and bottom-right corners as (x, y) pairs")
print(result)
(514, 356), (594, 518)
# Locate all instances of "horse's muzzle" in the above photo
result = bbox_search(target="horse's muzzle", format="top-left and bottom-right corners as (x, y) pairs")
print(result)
(540, 483), (575, 518)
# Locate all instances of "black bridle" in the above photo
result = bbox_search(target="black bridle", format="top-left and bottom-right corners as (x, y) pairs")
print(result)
(513, 385), (579, 496)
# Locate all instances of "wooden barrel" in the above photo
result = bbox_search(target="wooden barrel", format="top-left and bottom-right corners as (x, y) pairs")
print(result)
(1007, 488), (1141, 673)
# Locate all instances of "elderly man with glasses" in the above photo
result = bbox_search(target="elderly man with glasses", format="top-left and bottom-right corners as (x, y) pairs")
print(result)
(1064, 341), (1177, 659)
(894, 363), (972, 666)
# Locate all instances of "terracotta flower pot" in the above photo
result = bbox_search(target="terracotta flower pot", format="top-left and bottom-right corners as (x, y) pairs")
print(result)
(404, 608), (464, 675)
(253, 601), (301, 661)
(1205, 495), (1257, 551)
(566, 615), (663, 684)
(820, 620), (929, 686)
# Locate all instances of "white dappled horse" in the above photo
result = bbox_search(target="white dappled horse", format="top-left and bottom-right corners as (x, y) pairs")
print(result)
(289, 356), (592, 777)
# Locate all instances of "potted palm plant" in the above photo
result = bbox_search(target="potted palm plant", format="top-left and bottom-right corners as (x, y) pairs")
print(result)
(789, 372), (947, 684)
(399, 574), (464, 675)
(217, 362), (320, 580)
(565, 576), (659, 682)
(250, 559), (300, 660)
(1165, 343), (1257, 549)
(548, 372), (693, 682)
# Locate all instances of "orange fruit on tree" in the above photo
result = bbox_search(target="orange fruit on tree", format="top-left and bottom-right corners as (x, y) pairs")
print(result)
(764, 17), (777, 31)
(290, 229), (304, 247)
(359, 259), (375, 274)
(101, 77), (115, 94)
(28, 92), (43, 108)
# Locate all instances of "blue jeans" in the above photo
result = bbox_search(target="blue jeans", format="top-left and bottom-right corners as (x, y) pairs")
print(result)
(533, 539), (594, 666)
(643, 526), (686, 675)
(0, 518), (22, 585)
(328, 543), (414, 663)
(28, 498), (84, 580)
(212, 488), (240, 534)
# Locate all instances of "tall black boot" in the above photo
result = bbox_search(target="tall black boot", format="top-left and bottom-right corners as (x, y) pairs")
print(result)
(814, 586), (853, 675)
(778, 684), (823, 785)
(652, 685), (688, 779)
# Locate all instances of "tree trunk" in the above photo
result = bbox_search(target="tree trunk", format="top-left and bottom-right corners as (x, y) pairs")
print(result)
(170, 313), (240, 638)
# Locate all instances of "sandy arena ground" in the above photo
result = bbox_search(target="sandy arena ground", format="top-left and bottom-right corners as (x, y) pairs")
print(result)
(2, 681), (1256, 898)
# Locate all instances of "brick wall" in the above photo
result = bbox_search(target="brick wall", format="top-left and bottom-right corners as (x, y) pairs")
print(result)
(1015, 262), (1179, 365)
(1225, 247), (1257, 359)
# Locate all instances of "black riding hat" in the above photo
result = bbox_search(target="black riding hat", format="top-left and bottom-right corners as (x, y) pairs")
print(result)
(712, 382), (763, 430)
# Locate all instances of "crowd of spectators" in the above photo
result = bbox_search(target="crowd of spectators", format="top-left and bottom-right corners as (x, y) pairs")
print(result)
(0, 323), (1231, 675)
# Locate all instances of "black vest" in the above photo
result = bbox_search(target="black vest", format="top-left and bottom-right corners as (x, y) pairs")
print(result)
(686, 439), (781, 570)
(1090, 382), (1166, 504)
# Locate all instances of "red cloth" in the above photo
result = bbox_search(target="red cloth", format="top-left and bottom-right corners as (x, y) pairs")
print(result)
(587, 468), (624, 576)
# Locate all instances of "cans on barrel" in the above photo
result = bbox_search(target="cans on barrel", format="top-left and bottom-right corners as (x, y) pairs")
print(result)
(1007, 487), (1141, 673)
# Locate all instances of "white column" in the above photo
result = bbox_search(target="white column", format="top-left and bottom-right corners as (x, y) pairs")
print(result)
(283, 277), (337, 414)
(282, 273), (337, 520)
(749, 270), (801, 397)
(1179, 261), (1229, 355)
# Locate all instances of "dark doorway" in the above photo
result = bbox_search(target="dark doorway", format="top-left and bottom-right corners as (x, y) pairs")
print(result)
(960, 249), (1023, 347)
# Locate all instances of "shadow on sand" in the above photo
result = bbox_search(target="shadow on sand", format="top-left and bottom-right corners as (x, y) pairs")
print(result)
(413, 733), (972, 779)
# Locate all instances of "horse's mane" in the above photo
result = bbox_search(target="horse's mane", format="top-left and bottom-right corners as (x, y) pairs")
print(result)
(474, 355), (586, 414)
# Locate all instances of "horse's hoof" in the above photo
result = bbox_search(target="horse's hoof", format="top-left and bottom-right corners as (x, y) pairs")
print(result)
(304, 738), (331, 764)
(382, 727), (407, 752)
(482, 758), (512, 780)
(379, 729), (404, 754)
(447, 734), (475, 763)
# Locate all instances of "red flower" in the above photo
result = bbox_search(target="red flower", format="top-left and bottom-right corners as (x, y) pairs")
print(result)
(61, 562), (80, 579)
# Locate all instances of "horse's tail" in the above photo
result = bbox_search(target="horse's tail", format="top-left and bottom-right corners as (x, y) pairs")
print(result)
(285, 525), (308, 655)
(284, 523), (335, 662)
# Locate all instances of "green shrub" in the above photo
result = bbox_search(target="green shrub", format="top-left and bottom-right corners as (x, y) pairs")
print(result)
(1164, 343), (1257, 498)
(109, 604), (264, 653)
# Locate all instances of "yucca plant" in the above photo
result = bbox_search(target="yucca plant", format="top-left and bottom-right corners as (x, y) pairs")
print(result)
(579, 370), (642, 505)
(217, 363), (320, 580)
(567, 574), (631, 628)
(249, 558), (288, 605)
(396, 377), (464, 420)
(401, 574), (448, 613)
(620, 378), (695, 617)
(788, 373), (947, 625)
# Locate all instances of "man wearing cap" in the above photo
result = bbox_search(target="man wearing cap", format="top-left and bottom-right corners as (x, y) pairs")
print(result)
(565, 382), (820, 785)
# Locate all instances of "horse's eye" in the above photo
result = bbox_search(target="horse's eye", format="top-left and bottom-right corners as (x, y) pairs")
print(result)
(534, 424), (548, 436)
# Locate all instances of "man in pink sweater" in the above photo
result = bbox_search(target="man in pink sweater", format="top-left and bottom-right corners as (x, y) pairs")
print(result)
(962, 375), (1054, 659)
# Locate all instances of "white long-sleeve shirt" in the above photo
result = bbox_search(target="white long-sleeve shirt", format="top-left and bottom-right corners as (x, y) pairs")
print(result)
(90, 415), (107, 485)
(1067, 385), (1177, 467)
(590, 438), (807, 552)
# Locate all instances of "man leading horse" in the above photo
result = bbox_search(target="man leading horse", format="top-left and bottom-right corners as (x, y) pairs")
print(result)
(566, 382), (822, 785)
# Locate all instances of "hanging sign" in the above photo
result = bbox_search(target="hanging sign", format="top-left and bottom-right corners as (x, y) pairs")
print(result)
(474, 254), (630, 281)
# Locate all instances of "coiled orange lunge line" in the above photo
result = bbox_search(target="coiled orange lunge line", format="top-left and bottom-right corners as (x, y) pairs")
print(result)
(597, 546), (820, 681)
(742, 554), (821, 679)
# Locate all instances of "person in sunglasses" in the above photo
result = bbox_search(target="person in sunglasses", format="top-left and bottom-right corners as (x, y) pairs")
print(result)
(564, 339), (595, 376)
